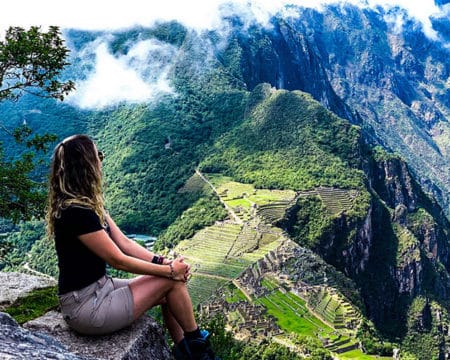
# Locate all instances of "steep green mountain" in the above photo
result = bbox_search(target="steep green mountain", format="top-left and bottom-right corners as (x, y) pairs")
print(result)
(213, 4), (450, 217)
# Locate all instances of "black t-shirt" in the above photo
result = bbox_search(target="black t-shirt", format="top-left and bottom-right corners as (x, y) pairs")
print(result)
(54, 206), (107, 294)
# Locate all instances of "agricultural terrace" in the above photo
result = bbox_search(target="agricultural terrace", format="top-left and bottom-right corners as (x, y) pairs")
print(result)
(257, 283), (333, 337)
(208, 174), (296, 223)
(299, 187), (358, 216)
(173, 173), (298, 305)
(255, 277), (372, 358)
(176, 222), (286, 305)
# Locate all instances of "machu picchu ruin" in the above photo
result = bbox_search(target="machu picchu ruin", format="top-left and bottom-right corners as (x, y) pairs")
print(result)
(175, 173), (376, 358)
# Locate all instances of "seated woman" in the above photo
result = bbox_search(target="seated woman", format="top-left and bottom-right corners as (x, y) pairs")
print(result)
(46, 134), (216, 360)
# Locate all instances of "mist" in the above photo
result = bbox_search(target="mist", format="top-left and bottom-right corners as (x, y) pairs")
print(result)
(65, 38), (177, 109)
(2, 0), (446, 110)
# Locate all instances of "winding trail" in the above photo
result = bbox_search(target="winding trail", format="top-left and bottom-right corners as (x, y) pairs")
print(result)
(195, 169), (243, 224)
(22, 262), (55, 280)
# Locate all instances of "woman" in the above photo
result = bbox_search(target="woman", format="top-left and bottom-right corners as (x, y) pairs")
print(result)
(46, 134), (216, 360)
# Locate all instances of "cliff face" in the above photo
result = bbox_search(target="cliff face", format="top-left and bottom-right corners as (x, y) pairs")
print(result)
(371, 158), (417, 212)
(371, 156), (450, 297)
(227, 17), (358, 125)
(339, 205), (373, 276)
(283, 150), (450, 342)
(331, 154), (450, 340)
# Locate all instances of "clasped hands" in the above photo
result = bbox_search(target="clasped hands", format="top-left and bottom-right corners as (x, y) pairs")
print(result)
(167, 256), (192, 283)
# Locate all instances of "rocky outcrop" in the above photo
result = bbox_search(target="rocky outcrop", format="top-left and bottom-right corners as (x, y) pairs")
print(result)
(371, 157), (417, 211)
(0, 310), (171, 360)
(0, 271), (56, 310)
(340, 205), (373, 276)
(0, 272), (172, 359)
(24, 311), (171, 360)
(395, 259), (422, 295)
(0, 311), (86, 360)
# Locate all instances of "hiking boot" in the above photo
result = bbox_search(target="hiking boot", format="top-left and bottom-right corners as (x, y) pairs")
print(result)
(173, 338), (191, 360)
(172, 330), (219, 360)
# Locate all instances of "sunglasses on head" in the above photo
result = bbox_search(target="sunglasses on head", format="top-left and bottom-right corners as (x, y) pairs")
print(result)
(98, 151), (104, 162)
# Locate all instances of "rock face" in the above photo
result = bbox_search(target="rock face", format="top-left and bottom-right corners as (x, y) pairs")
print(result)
(233, 17), (357, 124)
(0, 272), (172, 359)
(371, 158), (417, 212)
(0, 312), (86, 360)
(0, 272), (56, 310)
(24, 311), (172, 360)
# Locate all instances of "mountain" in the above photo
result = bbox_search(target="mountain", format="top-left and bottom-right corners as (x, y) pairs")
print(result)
(211, 4), (450, 219)
(1, 2), (450, 359)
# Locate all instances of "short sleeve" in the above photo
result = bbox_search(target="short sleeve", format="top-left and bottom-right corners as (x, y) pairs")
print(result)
(62, 206), (104, 236)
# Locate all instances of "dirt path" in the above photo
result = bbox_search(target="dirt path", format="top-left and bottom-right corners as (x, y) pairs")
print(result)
(195, 169), (243, 224)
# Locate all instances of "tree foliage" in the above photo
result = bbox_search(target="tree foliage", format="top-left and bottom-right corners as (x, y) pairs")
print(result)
(0, 26), (74, 221)
(0, 26), (74, 101)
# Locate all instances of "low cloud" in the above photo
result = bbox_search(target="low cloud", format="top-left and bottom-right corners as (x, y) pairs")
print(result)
(3, 1), (445, 110)
(66, 38), (177, 109)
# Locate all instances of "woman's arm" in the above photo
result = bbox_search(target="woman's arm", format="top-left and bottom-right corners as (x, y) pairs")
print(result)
(106, 215), (170, 264)
(78, 229), (188, 280)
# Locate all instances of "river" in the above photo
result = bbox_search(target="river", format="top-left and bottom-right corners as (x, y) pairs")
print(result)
(127, 234), (156, 250)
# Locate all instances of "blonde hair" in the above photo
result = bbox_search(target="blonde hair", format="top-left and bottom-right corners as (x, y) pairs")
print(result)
(46, 134), (105, 237)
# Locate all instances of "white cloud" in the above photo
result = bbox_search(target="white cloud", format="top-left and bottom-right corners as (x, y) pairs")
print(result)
(0, 0), (443, 34)
(365, 0), (440, 39)
(66, 39), (177, 109)
(2, 0), (445, 110)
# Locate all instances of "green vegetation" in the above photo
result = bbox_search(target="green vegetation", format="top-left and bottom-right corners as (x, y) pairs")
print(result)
(27, 237), (58, 277)
(356, 320), (395, 357)
(371, 146), (400, 162)
(400, 297), (448, 360)
(393, 223), (420, 267)
(257, 289), (333, 336)
(0, 220), (46, 271)
(0, 26), (75, 222)
(224, 283), (247, 303)
(155, 191), (228, 250)
(3, 286), (58, 324)
(338, 349), (392, 359)
(93, 88), (248, 234)
(289, 195), (334, 248)
(200, 88), (365, 192)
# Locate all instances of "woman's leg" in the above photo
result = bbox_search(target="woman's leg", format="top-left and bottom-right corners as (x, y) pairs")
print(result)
(162, 303), (184, 344)
(129, 275), (197, 340)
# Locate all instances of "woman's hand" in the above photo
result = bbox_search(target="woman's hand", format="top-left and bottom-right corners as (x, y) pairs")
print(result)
(170, 256), (191, 282)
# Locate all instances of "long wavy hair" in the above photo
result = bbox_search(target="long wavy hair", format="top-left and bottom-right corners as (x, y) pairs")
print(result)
(46, 134), (105, 237)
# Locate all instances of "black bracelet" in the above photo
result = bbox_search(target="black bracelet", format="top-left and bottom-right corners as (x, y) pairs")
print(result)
(152, 255), (165, 265)
(169, 263), (175, 279)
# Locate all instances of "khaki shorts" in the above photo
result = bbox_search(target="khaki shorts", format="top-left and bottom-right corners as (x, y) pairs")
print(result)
(59, 275), (134, 335)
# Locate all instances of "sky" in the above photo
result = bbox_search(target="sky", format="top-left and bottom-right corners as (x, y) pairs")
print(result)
(0, 0), (446, 109)
(0, 0), (443, 33)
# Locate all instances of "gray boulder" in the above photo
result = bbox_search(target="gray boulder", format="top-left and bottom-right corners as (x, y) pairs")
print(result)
(0, 271), (56, 310)
(0, 271), (172, 359)
(0, 311), (86, 359)
(24, 310), (172, 360)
